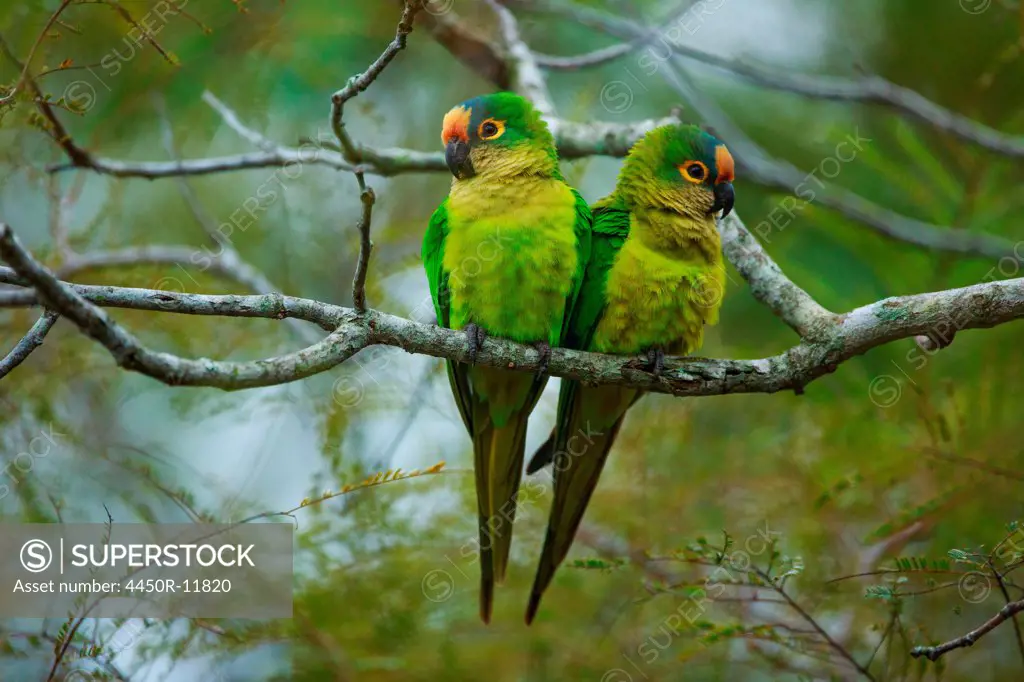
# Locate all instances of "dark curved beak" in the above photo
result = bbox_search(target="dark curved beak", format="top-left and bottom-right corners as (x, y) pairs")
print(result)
(445, 139), (474, 179)
(711, 181), (735, 218)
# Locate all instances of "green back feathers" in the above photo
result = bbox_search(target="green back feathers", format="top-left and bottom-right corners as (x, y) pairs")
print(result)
(562, 204), (629, 352)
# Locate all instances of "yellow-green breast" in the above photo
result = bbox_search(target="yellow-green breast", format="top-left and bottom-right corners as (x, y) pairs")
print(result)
(443, 176), (579, 345)
(591, 211), (723, 355)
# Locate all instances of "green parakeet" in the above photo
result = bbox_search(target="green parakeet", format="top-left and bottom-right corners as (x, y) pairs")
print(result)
(524, 124), (735, 623)
(421, 92), (592, 623)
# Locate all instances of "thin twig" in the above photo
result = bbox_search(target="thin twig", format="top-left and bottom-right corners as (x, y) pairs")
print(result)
(0, 309), (59, 380)
(0, 0), (73, 106)
(202, 90), (279, 154)
(513, 0), (1019, 259)
(330, 0), (424, 164)
(535, 41), (637, 70)
(988, 557), (1024, 665)
(330, 0), (422, 314)
(753, 568), (875, 680)
(0, 35), (92, 167)
(351, 186), (376, 313)
(484, 0), (556, 121)
(910, 598), (1024, 661)
(515, 0), (1024, 159)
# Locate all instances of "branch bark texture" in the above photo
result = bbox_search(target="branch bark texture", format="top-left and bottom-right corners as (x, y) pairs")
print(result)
(3, 224), (1021, 393)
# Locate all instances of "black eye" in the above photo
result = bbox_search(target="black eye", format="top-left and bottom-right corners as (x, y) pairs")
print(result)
(687, 163), (705, 180)
(481, 122), (499, 138)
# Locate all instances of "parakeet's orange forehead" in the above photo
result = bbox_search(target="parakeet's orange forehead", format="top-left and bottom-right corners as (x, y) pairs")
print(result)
(442, 105), (471, 144)
(715, 145), (735, 184)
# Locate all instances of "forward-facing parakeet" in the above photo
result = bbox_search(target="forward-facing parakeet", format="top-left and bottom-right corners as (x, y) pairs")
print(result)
(422, 92), (592, 623)
(524, 124), (735, 623)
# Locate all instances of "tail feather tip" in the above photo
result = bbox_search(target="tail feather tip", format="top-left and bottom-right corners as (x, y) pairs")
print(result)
(525, 594), (541, 625)
(480, 581), (493, 625)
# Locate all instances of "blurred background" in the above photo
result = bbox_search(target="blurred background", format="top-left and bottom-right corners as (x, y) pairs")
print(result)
(1, 0), (1023, 680)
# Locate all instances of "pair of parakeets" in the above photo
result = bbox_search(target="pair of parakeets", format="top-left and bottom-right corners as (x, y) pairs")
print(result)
(421, 92), (735, 624)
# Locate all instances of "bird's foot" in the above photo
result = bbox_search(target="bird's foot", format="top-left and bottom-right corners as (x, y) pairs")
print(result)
(533, 341), (552, 377)
(646, 347), (666, 377)
(464, 323), (487, 363)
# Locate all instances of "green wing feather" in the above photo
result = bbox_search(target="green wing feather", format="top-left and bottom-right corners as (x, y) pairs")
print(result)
(423, 200), (474, 433)
(524, 201), (633, 624)
(563, 200), (628, 350)
(560, 189), (594, 344)
(422, 200), (450, 327)
(527, 202), (629, 474)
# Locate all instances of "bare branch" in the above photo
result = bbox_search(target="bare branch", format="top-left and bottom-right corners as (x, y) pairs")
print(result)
(47, 147), (352, 178)
(351, 187), (376, 313)
(988, 557), (1024, 665)
(0, 309), (59, 380)
(327, 1), (424, 314)
(33, 4), (673, 183)
(3, 223), (1022, 394)
(201, 90), (279, 153)
(555, 113), (682, 158)
(484, 0), (556, 121)
(154, 93), (322, 345)
(45, 115), (679, 180)
(535, 42), (637, 70)
(411, 3), (511, 88)
(719, 213), (835, 339)
(0, 224), (359, 388)
(751, 567), (875, 681)
(0, 267), (341, 332)
(0, 35), (92, 168)
(515, 0), (1019, 260)
(911, 598), (1024, 661)
(517, 0), (1024, 159)
(668, 61), (1014, 259)
(0, 0), (73, 106)
(330, 0), (425, 165)
(36, 35), (670, 182)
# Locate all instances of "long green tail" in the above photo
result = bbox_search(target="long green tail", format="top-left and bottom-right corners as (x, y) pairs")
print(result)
(467, 365), (545, 623)
(472, 407), (531, 623)
(525, 383), (637, 624)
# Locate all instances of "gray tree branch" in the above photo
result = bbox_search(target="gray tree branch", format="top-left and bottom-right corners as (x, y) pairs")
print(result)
(410, 1), (512, 88)
(522, 0), (1024, 159)
(511, 0), (1019, 260)
(43, 114), (677, 180)
(718, 213), (835, 339)
(3, 223), (1022, 395)
(911, 598), (1024, 662)
(484, 0), (557, 122)
(0, 309), (59, 379)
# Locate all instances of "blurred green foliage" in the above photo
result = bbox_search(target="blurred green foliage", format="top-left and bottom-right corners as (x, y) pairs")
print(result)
(1, 0), (1023, 680)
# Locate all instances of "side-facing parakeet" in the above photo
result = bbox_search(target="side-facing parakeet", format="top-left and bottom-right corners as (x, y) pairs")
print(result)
(422, 92), (592, 623)
(524, 124), (735, 623)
